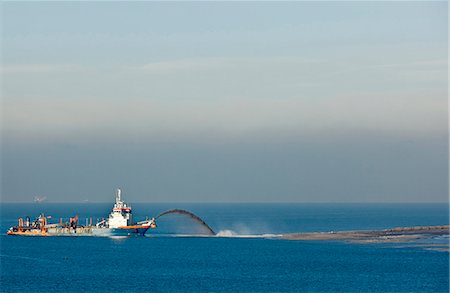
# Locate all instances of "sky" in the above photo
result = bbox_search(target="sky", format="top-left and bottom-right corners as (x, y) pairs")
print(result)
(1, 2), (448, 203)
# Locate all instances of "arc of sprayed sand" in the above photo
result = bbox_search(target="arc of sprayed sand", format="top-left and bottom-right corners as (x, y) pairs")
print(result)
(155, 209), (216, 235)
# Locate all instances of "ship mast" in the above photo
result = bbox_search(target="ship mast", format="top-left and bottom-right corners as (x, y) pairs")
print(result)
(116, 188), (121, 203)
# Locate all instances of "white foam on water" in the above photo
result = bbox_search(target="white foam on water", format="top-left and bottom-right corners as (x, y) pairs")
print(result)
(215, 229), (236, 237)
(151, 231), (281, 238)
(215, 230), (281, 238)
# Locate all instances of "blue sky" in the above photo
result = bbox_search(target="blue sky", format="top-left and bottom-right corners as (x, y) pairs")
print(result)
(1, 2), (448, 202)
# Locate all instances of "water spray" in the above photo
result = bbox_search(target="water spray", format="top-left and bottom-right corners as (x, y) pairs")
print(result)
(155, 209), (216, 236)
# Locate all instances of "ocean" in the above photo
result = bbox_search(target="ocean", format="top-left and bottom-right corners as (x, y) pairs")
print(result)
(1, 203), (449, 292)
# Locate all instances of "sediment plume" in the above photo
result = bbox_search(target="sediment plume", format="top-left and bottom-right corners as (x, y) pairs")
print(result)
(156, 209), (216, 235)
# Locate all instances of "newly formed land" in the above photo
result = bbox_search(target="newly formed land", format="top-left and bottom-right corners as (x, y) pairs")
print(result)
(281, 225), (449, 250)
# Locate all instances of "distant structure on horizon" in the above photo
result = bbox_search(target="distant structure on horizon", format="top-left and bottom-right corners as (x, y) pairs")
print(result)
(34, 196), (47, 203)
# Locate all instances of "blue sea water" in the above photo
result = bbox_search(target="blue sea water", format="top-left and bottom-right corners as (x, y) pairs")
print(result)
(1, 203), (449, 292)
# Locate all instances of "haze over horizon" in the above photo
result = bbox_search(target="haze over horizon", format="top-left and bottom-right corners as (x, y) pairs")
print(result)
(1, 2), (448, 203)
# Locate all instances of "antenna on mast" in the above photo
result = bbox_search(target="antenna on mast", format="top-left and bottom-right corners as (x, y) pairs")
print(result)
(116, 188), (121, 202)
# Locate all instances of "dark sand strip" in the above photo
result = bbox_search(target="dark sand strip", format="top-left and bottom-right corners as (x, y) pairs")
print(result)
(281, 225), (449, 250)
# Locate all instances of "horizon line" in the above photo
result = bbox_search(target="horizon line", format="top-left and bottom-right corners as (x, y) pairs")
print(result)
(1, 201), (448, 204)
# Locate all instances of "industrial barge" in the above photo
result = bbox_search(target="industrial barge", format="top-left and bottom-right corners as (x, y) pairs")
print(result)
(7, 189), (157, 237)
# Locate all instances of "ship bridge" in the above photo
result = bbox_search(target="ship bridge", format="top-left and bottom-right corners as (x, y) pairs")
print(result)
(108, 189), (133, 228)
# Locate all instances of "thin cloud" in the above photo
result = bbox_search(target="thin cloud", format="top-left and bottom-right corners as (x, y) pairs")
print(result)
(135, 56), (324, 74)
(326, 59), (447, 77)
(1, 64), (82, 74)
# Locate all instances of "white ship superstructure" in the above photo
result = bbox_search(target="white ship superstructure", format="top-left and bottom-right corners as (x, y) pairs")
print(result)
(104, 188), (133, 228)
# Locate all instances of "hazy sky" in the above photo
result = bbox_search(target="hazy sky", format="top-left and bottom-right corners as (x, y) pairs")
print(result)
(1, 2), (448, 202)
